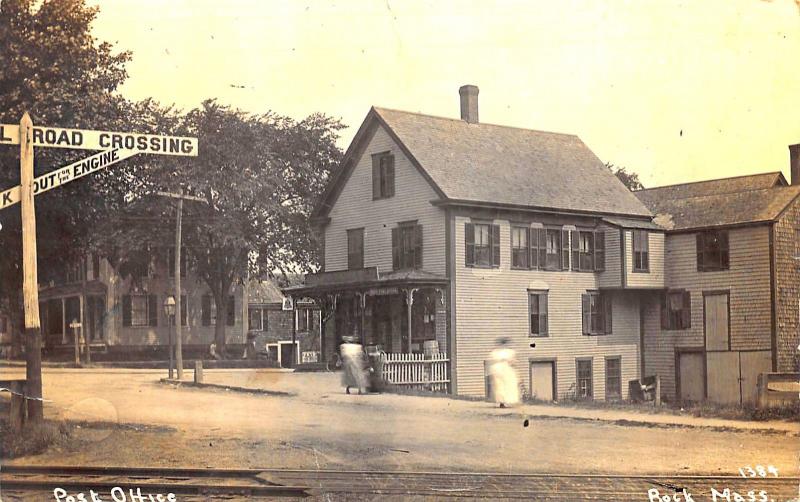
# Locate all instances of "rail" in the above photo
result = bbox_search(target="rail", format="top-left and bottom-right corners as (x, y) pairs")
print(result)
(380, 352), (449, 393)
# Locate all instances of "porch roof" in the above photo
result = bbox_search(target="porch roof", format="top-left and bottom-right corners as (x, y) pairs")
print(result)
(282, 267), (448, 297)
(39, 280), (107, 299)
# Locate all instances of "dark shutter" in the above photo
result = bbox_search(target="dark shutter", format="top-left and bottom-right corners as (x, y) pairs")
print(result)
(538, 228), (547, 270)
(465, 223), (475, 266)
(539, 293), (548, 335)
(529, 228), (539, 269)
(202, 295), (211, 326)
(414, 225), (423, 269)
(561, 229), (570, 270)
(604, 294), (613, 334)
(581, 294), (590, 335)
(372, 154), (380, 199)
(696, 233), (704, 271)
(571, 230), (580, 271)
(491, 224), (501, 267)
(392, 227), (400, 270)
(595, 230), (605, 272)
(524, 227), (531, 268)
(660, 293), (669, 329)
(122, 295), (132, 327)
(681, 291), (692, 329)
(385, 156), (395, 197)
(148, 295), (158, 327)
(227, 296), (235, 326)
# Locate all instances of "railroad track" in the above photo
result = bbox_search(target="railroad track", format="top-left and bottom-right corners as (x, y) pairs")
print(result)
(1, 465), (798, 501)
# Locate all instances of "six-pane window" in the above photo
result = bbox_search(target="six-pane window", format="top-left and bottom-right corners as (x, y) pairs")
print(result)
(576, 359), (593, 399)
(529, 292), (548, 336)
(202, 295), (235, 326)
(347, 228), (364, 270)
(248, 307), (267, 331)
(511, 227), (529, 269)
(372, 152), (395, 199)
(545, 228), (562, 270)
(581, 292), (612, 335)
(465, 223), (500, 267)
(392, 223), (423, 270)
(122, 294), (157, 327)
(696, 230), (729, 271)
(661, 290), (691, 330)
(633, 230), (649, 272)
(605, 357), (621, 400)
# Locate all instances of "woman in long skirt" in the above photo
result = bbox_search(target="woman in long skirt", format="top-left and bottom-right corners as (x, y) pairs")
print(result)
(340, 338), (368, 394)
(488, 337), (520, 407)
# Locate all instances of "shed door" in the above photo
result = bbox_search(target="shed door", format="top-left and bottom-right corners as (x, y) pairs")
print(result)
(706, 351), (741, 404)
(739, 351), (772, 405)
(530, 362), (555, 401)
(678, 352), (704, 403)
(704, 293), (729, 351)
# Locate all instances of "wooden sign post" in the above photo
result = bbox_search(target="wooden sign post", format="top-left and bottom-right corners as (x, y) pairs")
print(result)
(1, 114), (198, 422)
(20, 113), (44, 422)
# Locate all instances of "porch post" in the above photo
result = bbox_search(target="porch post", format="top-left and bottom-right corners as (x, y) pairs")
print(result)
(406, 288), (417, 353)
(358, 292), (366, 346)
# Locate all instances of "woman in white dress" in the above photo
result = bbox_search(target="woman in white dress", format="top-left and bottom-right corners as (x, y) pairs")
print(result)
(488, 337), (520, 407)
(340, 337), (368, 394)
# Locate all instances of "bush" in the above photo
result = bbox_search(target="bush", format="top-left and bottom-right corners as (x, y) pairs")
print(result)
(0, 419), (71, 458)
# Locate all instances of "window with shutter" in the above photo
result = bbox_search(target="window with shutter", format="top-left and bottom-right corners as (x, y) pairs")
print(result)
(372, 152), (395, 199)
(170, 295), (188, 326)
(470, 223), (492, 267)
(576, 359), (593, 399)
(511, 226), (529, 269)
(582, 291), (611, 335)
(571, 230), (580, 271)
(394, 223), (423, 270)
(529, 291), (548, 336)
(347, 228), (364, 270)
(545, 228), (561, 270)
(574, 230), (594, 271)
(595, 230), (605, 272)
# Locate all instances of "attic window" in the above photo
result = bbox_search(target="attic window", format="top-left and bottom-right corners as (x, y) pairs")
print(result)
(372, 152), (395, 199)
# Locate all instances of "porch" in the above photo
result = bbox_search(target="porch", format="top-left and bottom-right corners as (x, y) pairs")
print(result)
(284, 267), (451, 391)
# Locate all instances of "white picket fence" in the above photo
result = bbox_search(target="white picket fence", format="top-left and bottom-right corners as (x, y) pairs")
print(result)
(379, 352), (450, 393)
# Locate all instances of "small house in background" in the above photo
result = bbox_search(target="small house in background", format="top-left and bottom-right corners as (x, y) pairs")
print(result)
(37, 249), (248, 360)
(246, 279), (322, 368)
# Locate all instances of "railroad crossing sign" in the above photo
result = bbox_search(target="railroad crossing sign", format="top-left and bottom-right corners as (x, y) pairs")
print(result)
(0, 123), (197, 156)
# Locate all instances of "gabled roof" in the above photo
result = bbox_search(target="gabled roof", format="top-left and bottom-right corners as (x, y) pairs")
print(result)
(248, 279), (285, 305)
(314, 107), (652, 219)
(635, 172), (800, 231)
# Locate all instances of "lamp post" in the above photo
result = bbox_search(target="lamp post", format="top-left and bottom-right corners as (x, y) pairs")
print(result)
(164, 295), (176, 379)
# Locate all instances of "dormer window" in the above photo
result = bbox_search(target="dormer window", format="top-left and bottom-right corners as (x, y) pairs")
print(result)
(372, 152), (395, 199)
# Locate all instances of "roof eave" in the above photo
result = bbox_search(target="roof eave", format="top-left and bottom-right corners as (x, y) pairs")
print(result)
(432, 198), (654, 220)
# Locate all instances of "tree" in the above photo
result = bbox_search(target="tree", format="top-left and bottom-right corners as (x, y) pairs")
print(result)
(606, 162), (644, 191)
(98, 100), (344, 354)
(0, 0), (132, 422)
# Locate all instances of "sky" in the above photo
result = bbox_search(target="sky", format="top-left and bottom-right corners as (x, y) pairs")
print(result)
(87, 0), (800, 188)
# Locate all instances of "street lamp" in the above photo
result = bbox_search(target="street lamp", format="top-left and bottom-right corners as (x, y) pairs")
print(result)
(163, 295), (176, 379)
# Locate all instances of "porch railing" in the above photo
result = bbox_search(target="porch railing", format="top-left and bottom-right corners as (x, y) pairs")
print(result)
(380, 352), (450, 393)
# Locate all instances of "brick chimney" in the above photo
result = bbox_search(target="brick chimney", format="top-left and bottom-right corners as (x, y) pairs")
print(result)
(459, 85), (479, 124)
(790, 144), (800, 185)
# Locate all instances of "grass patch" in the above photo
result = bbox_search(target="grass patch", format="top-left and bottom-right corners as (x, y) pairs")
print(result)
(0, 419), (72, 458)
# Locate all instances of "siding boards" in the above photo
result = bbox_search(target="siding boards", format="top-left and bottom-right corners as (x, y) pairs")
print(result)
(625, 230), (665, 288)
(325, 125), (446, 275)
(642, 226), (772, 399)
(454, 216), (640, 399)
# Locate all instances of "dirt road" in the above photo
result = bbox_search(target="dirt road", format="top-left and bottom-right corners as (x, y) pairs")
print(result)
(1, 368), (797, 477)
